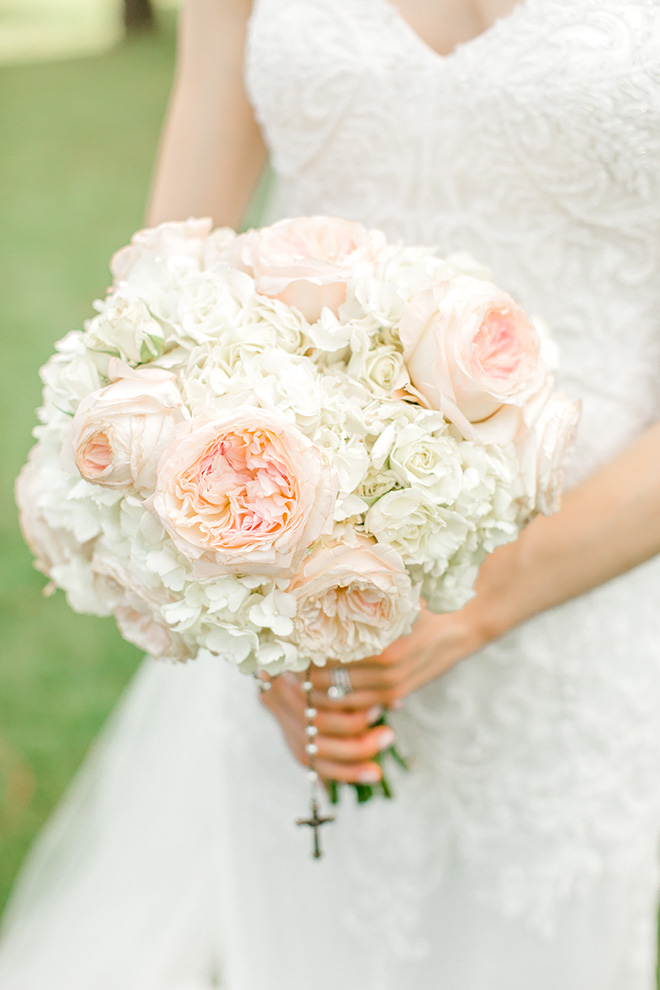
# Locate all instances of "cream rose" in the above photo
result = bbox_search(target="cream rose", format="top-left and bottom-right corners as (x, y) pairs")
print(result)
(349, 344), (407, 396)
(287, 533), (420, 664)
(224, 216), (387, 322)
(389, 423), (463, 503)
(86, 295), (164, 365)
(150, 408), (335, 575)
(68, 361), (187, 491)
(400, 277), (547, 444)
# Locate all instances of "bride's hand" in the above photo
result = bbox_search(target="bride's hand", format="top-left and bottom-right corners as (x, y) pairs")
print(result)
(306, 604), (486, 711)
(259, 673), (395, 783)
(307, 545), (513, 711)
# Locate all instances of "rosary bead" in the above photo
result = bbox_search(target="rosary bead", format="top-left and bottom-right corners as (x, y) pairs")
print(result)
(302, 680), (313, 693)
(305, 743), (319, 756)
(305, 725), (318, 737)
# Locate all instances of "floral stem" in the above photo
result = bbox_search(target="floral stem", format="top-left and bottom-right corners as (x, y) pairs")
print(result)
(328, 712), (407, 805)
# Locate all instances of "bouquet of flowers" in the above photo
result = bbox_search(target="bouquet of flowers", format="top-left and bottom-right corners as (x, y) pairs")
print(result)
(16, 216), (578, 838)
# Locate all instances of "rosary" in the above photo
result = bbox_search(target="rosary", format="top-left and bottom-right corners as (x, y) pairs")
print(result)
(256, 667), (335, 859)
(295, 672), (335, 858)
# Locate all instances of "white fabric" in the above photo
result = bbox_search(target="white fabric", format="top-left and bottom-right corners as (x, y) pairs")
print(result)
(2, 0), (660, 986)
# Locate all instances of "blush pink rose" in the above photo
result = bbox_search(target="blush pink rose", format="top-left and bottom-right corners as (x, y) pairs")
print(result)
(149, 409), (336, 575)
(67, 360), (187, 492)
(115, 605), (193, 662)
(224, 216), (387, 322)
(15, 448), (76, 582)
(110, 217), (213, 282)
(91, 551), (194, 661)
(516, 393), (581, 514)
(287, 534), (420, 664)
(400, 277), (548, 444)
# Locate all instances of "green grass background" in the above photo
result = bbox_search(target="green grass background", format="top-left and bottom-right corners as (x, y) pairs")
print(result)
(1, 13), (658, 981)
(0, 17), (180, 913)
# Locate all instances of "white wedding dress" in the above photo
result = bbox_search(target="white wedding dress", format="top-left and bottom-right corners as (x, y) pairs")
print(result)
(2, 0), (660, 987)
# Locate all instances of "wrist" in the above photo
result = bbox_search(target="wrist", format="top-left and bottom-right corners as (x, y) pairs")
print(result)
(465, 538), (533, 646)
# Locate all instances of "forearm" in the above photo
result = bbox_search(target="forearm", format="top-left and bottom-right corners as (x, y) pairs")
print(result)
(147, 0), (267, 229)
(477, 419), (660, 639)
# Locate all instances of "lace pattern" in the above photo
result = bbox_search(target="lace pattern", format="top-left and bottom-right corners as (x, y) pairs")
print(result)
(241, 0), (660, 969)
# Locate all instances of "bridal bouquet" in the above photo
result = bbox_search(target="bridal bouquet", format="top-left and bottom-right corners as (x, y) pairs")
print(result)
(16, 215), (578, 791)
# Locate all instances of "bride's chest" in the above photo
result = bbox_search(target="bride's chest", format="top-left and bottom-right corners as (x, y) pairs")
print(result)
(245, 0), (660, 188)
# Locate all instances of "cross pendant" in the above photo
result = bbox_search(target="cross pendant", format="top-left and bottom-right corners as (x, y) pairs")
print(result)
(296, 799), (335, 859)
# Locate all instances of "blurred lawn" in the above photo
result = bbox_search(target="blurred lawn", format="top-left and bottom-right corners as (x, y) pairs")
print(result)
(0, 18), (180, 914)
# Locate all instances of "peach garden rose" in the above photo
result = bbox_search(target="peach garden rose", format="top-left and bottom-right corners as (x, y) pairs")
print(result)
(287, 534), (421, 664)
(399, 276), (548, 445)
(224, 216), (387, 322)
(150, 409), (336, 575)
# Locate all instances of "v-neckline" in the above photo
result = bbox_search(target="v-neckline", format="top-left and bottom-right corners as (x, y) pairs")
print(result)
(376, 0), (530, 63)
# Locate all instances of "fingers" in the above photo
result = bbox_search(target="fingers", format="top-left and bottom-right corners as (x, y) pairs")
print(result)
(315, 757), (383, 785)
(310, 685), (404, 712)
(316, 724), (395, 764)
(307, 654), (426, 711)
(258, 675), (395, 784)
(315, 705), (384, 737)
(310, 723), (395, 784)
(275, 707), (392, 784)
(308, 660), (399, 694)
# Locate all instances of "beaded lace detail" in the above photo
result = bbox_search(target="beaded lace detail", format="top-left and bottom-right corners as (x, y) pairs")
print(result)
(241, 0), (660, 966)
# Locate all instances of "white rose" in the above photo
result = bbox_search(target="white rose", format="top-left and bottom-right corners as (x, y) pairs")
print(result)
(357, 464), (400, 501)
(176, 267), (253, 342)
(389, 423), (463, 503)
(252, 295), (306, 353)
(86, 295), (164, 364)
(349, 345), (406, 396)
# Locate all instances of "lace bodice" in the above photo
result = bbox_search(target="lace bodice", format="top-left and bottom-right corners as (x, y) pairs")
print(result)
(239, 0), (660, 964)
(246, 0), (660, 483)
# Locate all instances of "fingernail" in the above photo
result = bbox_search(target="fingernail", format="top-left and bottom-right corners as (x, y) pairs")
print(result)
(378, 727), (396, 750)
(358, 767), (382, 783)
(366, 705), (383, 724)
(389, 699), (403, 711)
